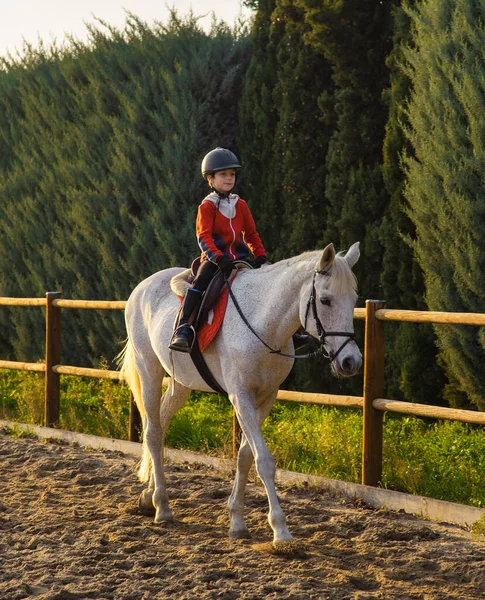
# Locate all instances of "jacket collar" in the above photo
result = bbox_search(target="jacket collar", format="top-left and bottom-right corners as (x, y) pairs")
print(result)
(203, 192), (239, 219)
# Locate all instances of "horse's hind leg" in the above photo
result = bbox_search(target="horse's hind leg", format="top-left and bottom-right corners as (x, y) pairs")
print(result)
(132, 349), (180, 524)
(159, 381), (191, 439)
(139, 380), (191, 521)
(228, 434), (253, 539)
(133, 358), (171, 522)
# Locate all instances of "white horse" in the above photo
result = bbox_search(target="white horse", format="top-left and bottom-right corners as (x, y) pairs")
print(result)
(119, 242), (362, 546)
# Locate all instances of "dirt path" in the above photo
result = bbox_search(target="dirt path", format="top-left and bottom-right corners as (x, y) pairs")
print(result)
(0, 430), (484, 600)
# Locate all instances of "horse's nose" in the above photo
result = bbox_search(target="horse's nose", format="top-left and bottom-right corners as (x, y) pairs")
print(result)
(341, 355), (362, 375)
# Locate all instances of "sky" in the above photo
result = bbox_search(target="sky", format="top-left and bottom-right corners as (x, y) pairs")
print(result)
(0, 1), (253, 58)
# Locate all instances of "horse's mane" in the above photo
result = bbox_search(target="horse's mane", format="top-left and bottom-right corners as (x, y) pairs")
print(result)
(270, 250), (357, 295)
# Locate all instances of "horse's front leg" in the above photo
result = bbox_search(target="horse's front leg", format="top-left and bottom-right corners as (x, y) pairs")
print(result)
(228, 394), (276, 540)
(229, 391), (293, 546)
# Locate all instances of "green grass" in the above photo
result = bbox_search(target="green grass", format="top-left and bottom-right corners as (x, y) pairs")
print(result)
(262, 402), (363, 483)
(1, 369), (485, 508)
(164, 391), (234, 454)
(0, 369), (131, 438)
(382, 415), (485, 507)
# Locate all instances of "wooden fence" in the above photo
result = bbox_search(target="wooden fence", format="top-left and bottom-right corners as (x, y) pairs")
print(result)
(1, 294), (485, 488)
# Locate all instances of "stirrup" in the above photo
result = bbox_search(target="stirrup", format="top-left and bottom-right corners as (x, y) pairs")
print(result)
(169, 324), (196, 353)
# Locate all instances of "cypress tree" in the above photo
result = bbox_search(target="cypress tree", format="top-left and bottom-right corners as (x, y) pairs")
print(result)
(297, 0), (397, 300)
(0, 49), (78, 361)
(380, 1), (446, 405)
(238, 0), (281, 252)
(257, 0), (392, 395)
(403, 0), (485, 410)
(239, 0), (333, 259)
(239, 1), (349, 393)
(270, 1), (333, 259)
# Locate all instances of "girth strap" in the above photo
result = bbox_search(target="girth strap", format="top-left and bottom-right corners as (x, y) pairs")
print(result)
(190, 339), (227, 394)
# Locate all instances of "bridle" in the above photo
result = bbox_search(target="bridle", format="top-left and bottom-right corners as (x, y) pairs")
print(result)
(301, 268), (356, 362)
(224, 266), (356, 363)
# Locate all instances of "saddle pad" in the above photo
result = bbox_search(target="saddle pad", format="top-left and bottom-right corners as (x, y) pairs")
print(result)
(197, 287), (230, 353)
(176, 269), (242, 353)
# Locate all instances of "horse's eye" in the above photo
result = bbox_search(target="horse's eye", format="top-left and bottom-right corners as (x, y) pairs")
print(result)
(320, 297), (331, 307)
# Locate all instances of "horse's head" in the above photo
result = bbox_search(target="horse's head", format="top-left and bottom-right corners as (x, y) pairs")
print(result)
(300, 242), (362, 378)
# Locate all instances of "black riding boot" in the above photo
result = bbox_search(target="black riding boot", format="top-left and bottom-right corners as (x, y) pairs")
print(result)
(169, 288), (203, 352)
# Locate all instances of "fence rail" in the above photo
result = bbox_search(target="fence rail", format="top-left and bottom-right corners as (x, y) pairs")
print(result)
(376, 308), (485, 325)
(53, 299), (127, 310)
(0, 360), (46, 372)
(1, 294), (484, 488)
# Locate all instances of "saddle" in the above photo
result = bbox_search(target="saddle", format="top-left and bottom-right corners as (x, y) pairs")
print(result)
(171, 260), (252, 394)
(190, 267), (226, 333)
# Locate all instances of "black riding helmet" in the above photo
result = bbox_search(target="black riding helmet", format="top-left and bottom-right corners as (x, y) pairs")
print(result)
(201, 147), (241, 180)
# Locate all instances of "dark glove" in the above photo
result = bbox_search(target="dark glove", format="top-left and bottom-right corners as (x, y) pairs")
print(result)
(255, 255), (270, 268)
(216, 256), (234, 277)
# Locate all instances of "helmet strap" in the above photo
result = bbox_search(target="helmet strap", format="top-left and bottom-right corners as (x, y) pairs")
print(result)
(214, 190), (230, 199)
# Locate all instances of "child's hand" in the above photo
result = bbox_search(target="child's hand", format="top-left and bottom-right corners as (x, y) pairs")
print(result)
(217, 256), (234, 276)
(255, 256), (270, 268)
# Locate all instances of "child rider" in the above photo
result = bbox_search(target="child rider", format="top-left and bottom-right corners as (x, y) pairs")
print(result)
(169, 147), (269, 352)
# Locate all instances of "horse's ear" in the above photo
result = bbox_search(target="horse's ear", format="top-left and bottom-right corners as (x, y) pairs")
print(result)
(345, 242), (360, 268)
(319, 243), (336, 272)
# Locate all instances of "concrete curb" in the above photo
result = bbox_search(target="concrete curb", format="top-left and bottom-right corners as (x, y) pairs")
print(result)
(1, 419), (483, 529)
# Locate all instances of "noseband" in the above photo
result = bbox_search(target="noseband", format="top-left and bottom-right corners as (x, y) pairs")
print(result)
(224, 267), (356, 363)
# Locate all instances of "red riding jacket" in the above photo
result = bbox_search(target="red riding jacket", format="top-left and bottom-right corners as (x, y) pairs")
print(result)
(196, 193), (267, 263)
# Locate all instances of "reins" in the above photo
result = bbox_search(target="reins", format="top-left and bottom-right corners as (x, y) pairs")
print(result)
(223, 266), (356, 363)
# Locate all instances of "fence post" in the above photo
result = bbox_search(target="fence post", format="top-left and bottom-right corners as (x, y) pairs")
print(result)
(129, 392), (142, 442)
(362, 299), (386, 487)
(45, 292), (62, 427)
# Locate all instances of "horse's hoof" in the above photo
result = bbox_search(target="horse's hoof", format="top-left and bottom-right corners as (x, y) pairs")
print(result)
(154, 510), (174, 524)
(138, 493), (156, 517)
(229, 527), (252, 540)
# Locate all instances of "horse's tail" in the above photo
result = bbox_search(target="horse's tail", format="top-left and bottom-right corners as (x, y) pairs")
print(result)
(116, 339), (151, 483)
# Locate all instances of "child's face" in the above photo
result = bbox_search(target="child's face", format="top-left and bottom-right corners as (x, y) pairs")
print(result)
(210, 169), (237, 194)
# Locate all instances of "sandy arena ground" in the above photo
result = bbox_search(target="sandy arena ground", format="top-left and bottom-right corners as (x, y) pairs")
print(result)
(0, 430), (484, 600)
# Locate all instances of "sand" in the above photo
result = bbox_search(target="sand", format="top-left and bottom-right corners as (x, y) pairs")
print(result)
(0, 430), (484, 599)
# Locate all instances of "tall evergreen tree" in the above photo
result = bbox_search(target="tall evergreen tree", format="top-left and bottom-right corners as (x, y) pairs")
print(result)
(403, 0), (485, 410)
(240, 0), (333, 259)
(380, 1), (446, 405)
(270, 1), (334, 259)
(297, 0), (397, 300)
(238, 0), (281, 251)
(239, 1), (349, 393)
